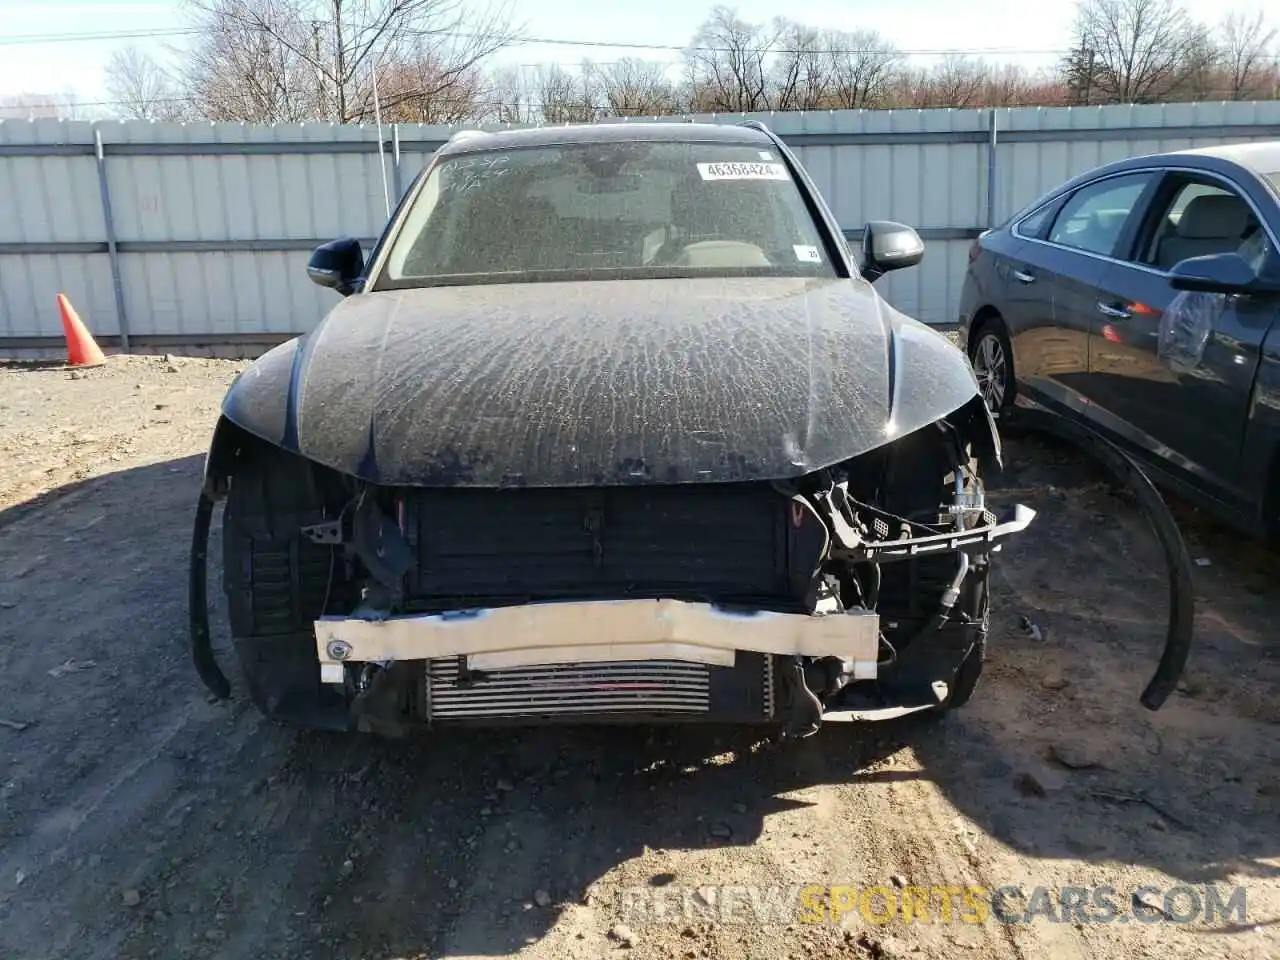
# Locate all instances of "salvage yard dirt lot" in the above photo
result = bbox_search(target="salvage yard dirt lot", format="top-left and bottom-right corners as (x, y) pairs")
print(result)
(0, 354), (1278, 960)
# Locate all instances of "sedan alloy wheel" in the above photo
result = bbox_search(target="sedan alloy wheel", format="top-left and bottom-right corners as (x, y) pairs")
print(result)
(972, 330), (1008, 414)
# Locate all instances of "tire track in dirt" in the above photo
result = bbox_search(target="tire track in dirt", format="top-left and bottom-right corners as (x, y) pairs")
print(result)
(434, 735), (612, 960)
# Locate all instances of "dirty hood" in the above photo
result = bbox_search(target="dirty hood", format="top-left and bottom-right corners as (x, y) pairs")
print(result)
(222, 276), (980, 486)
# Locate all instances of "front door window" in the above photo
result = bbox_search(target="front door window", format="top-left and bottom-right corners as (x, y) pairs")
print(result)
(1138, 180), (1262, 272)
(1047, 174), (1154, 258)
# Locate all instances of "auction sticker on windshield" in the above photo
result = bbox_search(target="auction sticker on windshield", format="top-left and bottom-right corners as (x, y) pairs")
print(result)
(697, 161), (790, 181)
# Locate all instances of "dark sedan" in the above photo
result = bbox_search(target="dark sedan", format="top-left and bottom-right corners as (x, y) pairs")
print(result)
(958, 141), (1280, 539)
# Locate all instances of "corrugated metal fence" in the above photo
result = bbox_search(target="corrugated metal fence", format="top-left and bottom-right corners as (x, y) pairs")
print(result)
(2, 100), (1280, 355)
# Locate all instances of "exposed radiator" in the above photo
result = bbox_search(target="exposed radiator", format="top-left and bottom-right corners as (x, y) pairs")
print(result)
(425, 659), (713, 719)
(400, 483), (795, 610)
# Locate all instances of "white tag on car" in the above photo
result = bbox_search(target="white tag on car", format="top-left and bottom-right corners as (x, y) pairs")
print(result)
(793, 245), (822, 263)
(697, 161), (790, 181)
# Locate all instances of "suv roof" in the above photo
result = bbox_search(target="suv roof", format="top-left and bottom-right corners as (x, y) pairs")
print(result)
(435, 121), (775, 157)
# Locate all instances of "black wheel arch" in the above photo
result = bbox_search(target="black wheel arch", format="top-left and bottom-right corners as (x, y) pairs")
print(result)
(201, 415), (300, 501)
(967, 305), (1008, 356)
(201, 416), (251, 499)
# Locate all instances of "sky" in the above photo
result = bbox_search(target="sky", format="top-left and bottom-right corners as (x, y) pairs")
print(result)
(0, 0), (1260, 109)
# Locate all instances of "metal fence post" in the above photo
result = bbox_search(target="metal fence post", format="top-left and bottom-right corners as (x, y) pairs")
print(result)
(94, 128), (130, 353)
(985, 109), (999, 229)
(392, 124), (403, 200)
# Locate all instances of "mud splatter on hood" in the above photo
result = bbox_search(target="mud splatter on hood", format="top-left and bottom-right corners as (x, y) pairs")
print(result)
(222, 275), (979, 486)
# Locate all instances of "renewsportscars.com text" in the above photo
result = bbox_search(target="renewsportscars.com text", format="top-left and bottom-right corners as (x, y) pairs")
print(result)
(617, 884), (1249, 926)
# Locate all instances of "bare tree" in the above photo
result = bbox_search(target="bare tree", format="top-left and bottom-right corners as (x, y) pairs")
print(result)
(823, 29), (900, 109)
(180, 0), (317, 122)
(94, 4), (1279, 127)
(1217, 10), (1278, 99)
(532, 63), (599, 124)
(684, 6), (776, 112)
(982, 63), (1037, 106)
(485, 66), (540, 124)
(104, 45), (191, 121)
(1018, 71), (1075, 106)
(921, 55), (990, 107)
(1170, 26), (1222, 101)
(589, 58), (680, 117)
(181, 0), (518, 123)
(770, 18), (829, 110)
(375, 50), (487, 123)
(1068, 0), (1207, 103)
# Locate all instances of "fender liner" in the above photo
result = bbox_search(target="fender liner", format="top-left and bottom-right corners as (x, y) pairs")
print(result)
(1013, 407), (1193, 711)
(189, 489), (231, 699)
(190, 417), (273, 701)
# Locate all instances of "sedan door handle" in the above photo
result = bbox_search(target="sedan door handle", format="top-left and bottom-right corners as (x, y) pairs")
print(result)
(1096, 301), (1132, 320)
(1012, 269), (1036, 284)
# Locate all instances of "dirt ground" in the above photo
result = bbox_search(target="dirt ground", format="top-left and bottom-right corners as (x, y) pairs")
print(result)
(0, 354), (1277, 960)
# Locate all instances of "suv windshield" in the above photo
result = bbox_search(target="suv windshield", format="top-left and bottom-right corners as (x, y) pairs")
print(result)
(375, 140), (838, 288)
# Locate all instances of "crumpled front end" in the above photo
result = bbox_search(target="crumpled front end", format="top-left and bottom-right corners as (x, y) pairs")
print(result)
(208, 390), (1033, 737)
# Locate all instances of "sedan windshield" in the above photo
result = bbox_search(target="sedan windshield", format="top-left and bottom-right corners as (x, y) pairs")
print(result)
(376, 140), (839, 288)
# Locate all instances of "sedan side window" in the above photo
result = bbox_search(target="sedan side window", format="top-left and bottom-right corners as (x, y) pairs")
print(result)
(1047, 173), (1154, 257)
(1137, 178), (1263, 272)
(1014, 201), (1057, 239)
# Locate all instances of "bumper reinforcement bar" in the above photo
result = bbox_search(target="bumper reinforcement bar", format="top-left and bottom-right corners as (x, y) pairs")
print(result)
(314, 599), (882, 684)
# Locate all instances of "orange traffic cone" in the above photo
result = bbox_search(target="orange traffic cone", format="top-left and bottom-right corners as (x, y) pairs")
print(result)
(57, 294), (106, 368)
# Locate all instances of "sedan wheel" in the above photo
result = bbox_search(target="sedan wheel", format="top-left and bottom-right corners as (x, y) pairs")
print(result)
(972, 330), (1009, 414)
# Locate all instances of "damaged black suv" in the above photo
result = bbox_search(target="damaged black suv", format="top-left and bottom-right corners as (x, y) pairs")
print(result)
(190, 120), (1035, 738)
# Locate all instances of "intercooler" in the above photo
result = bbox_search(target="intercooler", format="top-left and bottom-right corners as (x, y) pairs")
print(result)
(422, 655), (776, 722)
(426, 658), (710, 718)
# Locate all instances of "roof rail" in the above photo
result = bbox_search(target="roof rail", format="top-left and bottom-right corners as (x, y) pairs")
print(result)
(738, 119), (771, 134)
(447, 129), (490, 143)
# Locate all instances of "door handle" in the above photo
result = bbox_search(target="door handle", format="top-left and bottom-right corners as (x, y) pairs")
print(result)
(1096, 301), (1132, 320)
(1012, 269), (1035, 284)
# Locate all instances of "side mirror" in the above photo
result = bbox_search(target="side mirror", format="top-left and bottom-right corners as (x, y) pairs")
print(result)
(1168, 252), (1266, 295)
(861, 220), (924, 283)
(307, 237), (364, 296)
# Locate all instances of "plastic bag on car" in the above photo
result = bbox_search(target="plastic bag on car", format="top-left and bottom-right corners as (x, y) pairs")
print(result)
(1157, 290), (1223, 374)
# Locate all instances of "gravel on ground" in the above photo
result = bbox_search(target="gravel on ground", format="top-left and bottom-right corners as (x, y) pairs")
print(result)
(0, 354), (1276, 960)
